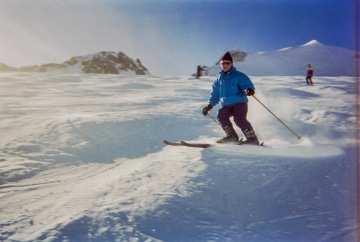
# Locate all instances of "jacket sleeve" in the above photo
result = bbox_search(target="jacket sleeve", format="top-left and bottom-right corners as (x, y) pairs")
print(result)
(238, 72), (255, 93)
(208, 79), (220, 106)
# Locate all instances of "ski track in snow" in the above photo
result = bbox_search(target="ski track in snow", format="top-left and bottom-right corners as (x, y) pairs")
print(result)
(0, 73), (357, 241)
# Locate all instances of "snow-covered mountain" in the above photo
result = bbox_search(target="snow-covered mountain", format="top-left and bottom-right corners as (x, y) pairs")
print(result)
(0, 63), (17, 72)
(1, 51), (150, 75)
(210, 40), (357, 76)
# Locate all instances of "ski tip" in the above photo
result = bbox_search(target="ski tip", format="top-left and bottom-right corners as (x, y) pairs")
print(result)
(162, 139), (166, 143)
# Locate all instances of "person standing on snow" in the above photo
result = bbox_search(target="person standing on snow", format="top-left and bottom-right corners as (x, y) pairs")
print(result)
(306, 64), (314, 85)
(196, 65), (204, 79)
(202, 51), (259, 145)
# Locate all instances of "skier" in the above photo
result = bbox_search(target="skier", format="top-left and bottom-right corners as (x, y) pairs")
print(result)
(202, 51), (259, 145)
(196, 65), (204, 79)
(306, 64), (314, 85)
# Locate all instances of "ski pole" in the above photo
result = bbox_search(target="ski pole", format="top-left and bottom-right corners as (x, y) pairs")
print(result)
(207, 113), (222, 127)
(252, 95), (301, 140)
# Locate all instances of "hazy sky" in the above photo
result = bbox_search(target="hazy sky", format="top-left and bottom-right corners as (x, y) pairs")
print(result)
(0, 0), (356, 76)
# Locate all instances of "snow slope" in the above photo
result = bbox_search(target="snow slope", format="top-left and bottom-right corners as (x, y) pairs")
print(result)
(0, 72), (358, 241)
(209, 40), (357, 76)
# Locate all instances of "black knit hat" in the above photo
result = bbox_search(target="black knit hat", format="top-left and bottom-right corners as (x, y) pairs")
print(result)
(221, 51), (233, 63)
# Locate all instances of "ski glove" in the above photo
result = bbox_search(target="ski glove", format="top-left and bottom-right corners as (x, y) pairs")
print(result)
(202, 104), (213, 116)
(245, 88), (255, 96)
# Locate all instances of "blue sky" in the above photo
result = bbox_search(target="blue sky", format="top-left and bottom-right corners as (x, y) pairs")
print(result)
(0, 0), (356, 76)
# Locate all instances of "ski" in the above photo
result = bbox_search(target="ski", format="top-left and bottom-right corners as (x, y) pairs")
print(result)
(162, 139), (264, 148)
(237, 141), (265, 146)
(180, 140), (212, 148)
(162, 139), (184, 146)
(162, 139), (212, 148)
(236, 138), (265, 146)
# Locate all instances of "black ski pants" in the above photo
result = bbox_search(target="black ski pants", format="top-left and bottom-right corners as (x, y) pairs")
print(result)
(217, 102), (253, 132)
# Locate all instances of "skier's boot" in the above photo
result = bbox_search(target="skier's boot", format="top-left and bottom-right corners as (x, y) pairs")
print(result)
(241, 128), (260, 145)
(217, 126), (239, 143)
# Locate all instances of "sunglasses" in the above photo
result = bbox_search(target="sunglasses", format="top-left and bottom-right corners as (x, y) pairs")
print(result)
(220, 61), (232, 65)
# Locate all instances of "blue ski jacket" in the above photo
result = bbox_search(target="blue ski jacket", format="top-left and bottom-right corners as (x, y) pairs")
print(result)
(208, 66), (255, 107)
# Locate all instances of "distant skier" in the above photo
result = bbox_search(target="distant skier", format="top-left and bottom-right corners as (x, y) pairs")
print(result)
(196, 65), (204, 79)
(306, 64), (314, 85)
(202, 51), (259, 145)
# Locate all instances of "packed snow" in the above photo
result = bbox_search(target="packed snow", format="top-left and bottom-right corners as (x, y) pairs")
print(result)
(0, 72), (358, 241)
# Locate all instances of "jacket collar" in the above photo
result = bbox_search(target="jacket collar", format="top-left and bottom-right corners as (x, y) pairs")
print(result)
(219, 66), (236, 76)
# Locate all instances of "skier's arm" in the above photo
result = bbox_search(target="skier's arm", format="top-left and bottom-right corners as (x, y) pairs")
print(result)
(238, 73), (255, 95)
(208, 80), (220, 106)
